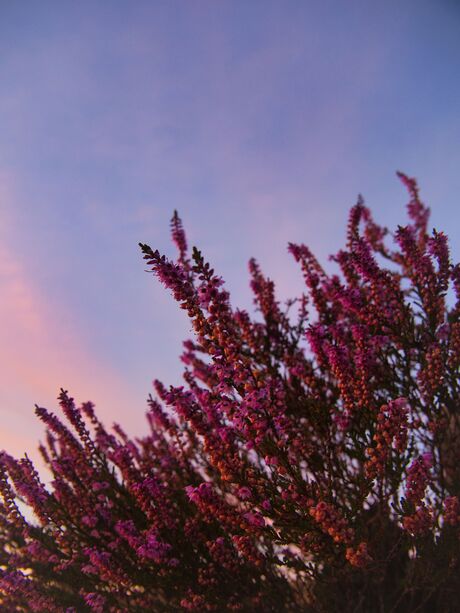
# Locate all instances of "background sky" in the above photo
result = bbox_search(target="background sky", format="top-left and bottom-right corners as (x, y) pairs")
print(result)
(1, 0), (459, 469)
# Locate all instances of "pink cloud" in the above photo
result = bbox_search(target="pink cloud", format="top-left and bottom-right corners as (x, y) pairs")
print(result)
(0, 174), (146, 471)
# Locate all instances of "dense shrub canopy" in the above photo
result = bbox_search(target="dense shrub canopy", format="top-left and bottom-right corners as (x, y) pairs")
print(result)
(1, 174), (459, 612)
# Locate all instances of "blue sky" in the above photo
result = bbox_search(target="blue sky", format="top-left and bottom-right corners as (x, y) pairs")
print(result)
(0, 0), (459, 463)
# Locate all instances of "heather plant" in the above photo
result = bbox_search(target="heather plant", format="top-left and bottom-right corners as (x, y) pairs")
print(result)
(1, 173), (459, 612)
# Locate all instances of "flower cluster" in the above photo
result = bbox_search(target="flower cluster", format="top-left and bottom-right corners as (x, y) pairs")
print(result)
(405, 454), (433, 505)
(309, 501), (354, 546)
(400, 453), (435, 537)
(345, 541), (372, 568)
(1, 174), (460, 611)
(365, 397), (409, 478)
(402, 506), (433, 537)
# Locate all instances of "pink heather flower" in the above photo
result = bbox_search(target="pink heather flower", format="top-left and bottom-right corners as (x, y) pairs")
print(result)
(237, 486), (253, 500)
(81, 515), (98, 528)
(261, 499), (272, 511)
(403, 506), (433, 536)
(309, 501), (354, 545)
(1, 177), (459, 612)
(405, 455), (432, 504)
(91, 481), (109, 492)
(345, 541), (372, 568)
(243, 512), (266, 528)
(84, 593), (106, 612)
(185, 482), (213, 505)
(184, 485), (200, 504)
(170, 209), (188, 262)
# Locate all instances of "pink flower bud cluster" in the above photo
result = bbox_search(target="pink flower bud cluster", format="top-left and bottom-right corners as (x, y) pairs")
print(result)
(345, 541), (372, 567)
(401, 454), (435, 536)
(405, 454), (432, 505)
(309, 501), (354, 546)
(365, 398), (409, 478)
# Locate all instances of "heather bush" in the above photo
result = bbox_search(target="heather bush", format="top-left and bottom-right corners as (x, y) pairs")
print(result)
(1, 173), (459, 612)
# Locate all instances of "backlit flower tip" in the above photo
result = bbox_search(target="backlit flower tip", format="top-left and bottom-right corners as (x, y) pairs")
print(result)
(34, 406), (79, 448)
(397, 171), (430, 235)
(140, 245), (195, 306)
(80, 401), (96, 421)
(248, 258), (280, 320)
(428, 230), (450, 281)
(170, 210), (188, 262)
(347, 197), (367, 242)
(147, 395), (171, 432)
(243, 512), (265, 528)
(396, 170), (419, 197)
(405, 456), (432, 504)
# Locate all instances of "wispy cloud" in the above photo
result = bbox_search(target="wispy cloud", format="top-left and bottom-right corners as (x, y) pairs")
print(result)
(0, 173), (148, 467)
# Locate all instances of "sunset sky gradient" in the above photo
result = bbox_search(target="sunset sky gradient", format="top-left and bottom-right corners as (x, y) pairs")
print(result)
(1, 1), (459, 468)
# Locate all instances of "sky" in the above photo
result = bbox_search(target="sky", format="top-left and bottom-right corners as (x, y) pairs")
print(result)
(0, 0), (459, 469)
